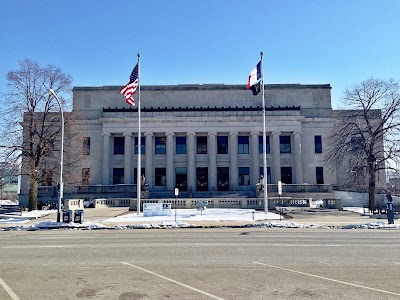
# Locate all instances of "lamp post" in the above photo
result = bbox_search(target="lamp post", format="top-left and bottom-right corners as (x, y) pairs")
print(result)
(48, 89), (64, 223)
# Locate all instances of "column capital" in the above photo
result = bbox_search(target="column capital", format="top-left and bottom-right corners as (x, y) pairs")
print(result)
(293, 131), (301, 136)
(165, 132), (175, 137)
(208, 132), (217, 137)
(102, 132), (111, 137)
(272, 131), (281, 136)
(251, 131), (259, 136)
(123, 132), (132, 137)
(229, 131), (238, 137)
(187, 132), (196, 137)
(144, 132), (154, 137)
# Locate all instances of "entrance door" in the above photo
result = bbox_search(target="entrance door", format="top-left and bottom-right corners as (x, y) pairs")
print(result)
(196, 167), (208, 191)
(217, 167), (229, 191)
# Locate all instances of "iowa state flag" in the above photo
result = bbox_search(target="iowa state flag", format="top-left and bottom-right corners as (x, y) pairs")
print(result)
(246, 61), (262, 95)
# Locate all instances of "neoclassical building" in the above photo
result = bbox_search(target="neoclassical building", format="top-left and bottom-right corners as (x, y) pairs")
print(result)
(72, 84), (335, 191)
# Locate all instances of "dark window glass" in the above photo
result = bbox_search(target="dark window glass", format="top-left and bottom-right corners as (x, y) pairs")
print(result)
(258, 136), (270, 154)
(217, 136), (228, 154)
(155, 168), (166, 186)
(175, 167), (187, 191)
(217, 167), (229, 191)
(238, 136), (249, 154)
(259, 167), (271, 184)
(239, 167), (250, 185)
(133, 168), (145, 185)
(41, 169), (53, 186)
(197, 136), (207, 154)
(196, 167), (208, 191)
(281, 167), (292, 184)
(83, 137), (90, 155)
(316, 167), (324, 184)
(176, 137), (187, 154)
(114, 137), (125, 155)
(82, 168), (90, 186)
(314, 135), (322, 153)
(155, 137), (166, 155)
(113, 168), (124, 184)
(134, 137), (146, 155)
(280, 136), (291, 154)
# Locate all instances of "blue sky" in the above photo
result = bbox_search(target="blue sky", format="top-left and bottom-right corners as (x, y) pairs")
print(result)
(1, 0), (399, 108)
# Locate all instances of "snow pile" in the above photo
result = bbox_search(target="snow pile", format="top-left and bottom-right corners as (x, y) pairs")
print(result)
(249, 221), (330, 229)
(340, 222), (400, 229)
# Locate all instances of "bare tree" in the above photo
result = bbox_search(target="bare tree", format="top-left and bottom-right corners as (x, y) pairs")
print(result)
(0, 59), (76, 211)
(326, 78), (400, 208)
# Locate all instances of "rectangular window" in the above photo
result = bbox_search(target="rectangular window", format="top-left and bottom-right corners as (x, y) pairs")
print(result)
(238, 136), (249, 154)
(175, 167), (187, 191)
(258, 136), (271, 154)
(239, 167), (250, 186)
(197, 136), (207, 154)
(134, 137), (146, 155)
(217, 136), (229, 154)
(314, 135), (322, 153)
(155, 168), (166, 186)
(176, 137), (187, 154)
(259, 167), (271, 184)
(155, 137), (166, 155)
(281, 167), (292, 184)
(316, 167), (324, 184)
(114, 137), (125, 155)
(41, 169), (53, 186)
(82, 168), (90, 186)
(133, 168), (145, 185)
(280, 136), (291, 154)
(83, 137), (90, 155)
(113, 168), (124, 184)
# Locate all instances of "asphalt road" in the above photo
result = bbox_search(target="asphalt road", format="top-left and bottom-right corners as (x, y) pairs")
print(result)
(1, 228), (400, 300)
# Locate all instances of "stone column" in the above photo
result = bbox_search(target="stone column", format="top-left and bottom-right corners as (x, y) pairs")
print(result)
(123, 132), (132, 184)
(251, 131), (259, 187)
(208, 132), (217, 191)
(166, 132), (174, 190)
(145, 132), (153, 189)
(187, 132), (196, 191)
(229, 132), (238, 190)
(272, 131), (281, 183)
(102, 133), (111, 185)
(293, 131), (303, 184)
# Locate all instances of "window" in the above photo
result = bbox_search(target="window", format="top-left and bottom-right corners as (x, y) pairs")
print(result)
(217, 167), (229, 191)
(196, 167), (208, 191)
(83, 137), (90, 155)
(217, 136), (228, 154)
(134, 137), (146, 155)
(280, 136), (291, 153)
(114, 137), (125, 155)
(82, 168), (90, 186)
(259, 136), (270, 154)
(155, 168), (166, 186)
(239, 167), (250, 186)
(134, 168), (145, 185)
(314, 135), (322, 153)
(238, 136), (249, 154)
(176, 137), (187, 154)
(41, 169), (53, 186)
(259, 167), (271, 184)
(155, 137), (166, 155)
(175, 167), (187, 191)
(281, 167), (292, 184)
(351, 136), (363, 152)
(113, 168), (124, 184)
(316, 167), (324, 184)
(197, 136), (207, 154)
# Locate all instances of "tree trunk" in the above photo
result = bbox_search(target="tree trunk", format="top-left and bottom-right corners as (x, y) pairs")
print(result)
(368, 166), (376, 209)
(28, 175), (38, 211)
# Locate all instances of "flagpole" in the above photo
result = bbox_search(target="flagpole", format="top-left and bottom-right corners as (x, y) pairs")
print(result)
(261, 51), (268, 214)
(137, 53), (141, 215)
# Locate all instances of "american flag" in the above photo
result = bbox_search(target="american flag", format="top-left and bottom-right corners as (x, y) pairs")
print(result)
(120, 63), (139, 106)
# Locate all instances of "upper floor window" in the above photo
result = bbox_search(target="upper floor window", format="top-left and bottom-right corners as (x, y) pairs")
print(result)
(155, 137), (166, 155)
(280, 135), (291, 154)
(114, 137), (125, 155)
(259, 136), (270, 154)
(83, 137), (90, 155)
(176, 136), (187, 154)
(197, 136), (207, 154)
(134, 137), (146, 155)
(238, 136), (249, 154)
(217, 136), (228, 154)
(314, 135), (322, 153)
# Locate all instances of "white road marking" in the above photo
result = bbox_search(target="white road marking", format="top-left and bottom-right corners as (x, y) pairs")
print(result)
(254, 262), (400, 297)
(122, 262), (225, 300)
(394, 262), (400, 265)
(0, 277), (20, 300)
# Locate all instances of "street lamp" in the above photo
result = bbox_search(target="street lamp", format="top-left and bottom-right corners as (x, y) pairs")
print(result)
(48, 89), (64, 222)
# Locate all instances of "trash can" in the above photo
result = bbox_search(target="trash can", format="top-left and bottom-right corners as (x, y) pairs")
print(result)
(74, 209), (84, 224)
(63, 210), (72, 223)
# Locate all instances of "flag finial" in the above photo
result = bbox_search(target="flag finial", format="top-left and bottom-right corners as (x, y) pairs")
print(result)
(260, 51), (263, 57)
(137, 53), (141, 58)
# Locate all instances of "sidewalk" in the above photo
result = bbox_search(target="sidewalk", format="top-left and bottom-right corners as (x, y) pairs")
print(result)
(0, 206), (398, 230)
